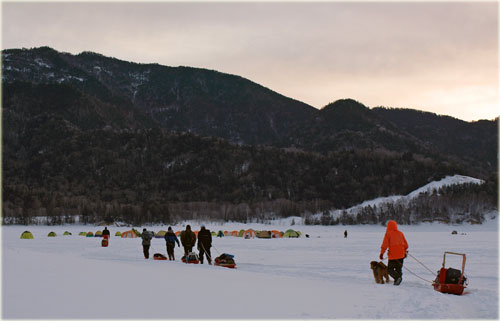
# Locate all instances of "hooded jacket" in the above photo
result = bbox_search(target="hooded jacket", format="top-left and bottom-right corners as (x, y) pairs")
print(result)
(180, 226), (196, 247)
(380, 220), (408, 260)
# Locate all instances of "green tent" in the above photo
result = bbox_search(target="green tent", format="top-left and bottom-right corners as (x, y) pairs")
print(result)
(155, 230), (167, 238)
(48, 231), (57, 237)
(20, 231), (34, 239)
(79, 232), (87, 236)
(238, 229), (245, 237)
(211, 231), (217, 236)
(115, 231), (122, 236)
(217, 230), (224, 237)
(63, 231), (72, 235)
(283, 229), (300, 238)
(86, 232), (94, 237)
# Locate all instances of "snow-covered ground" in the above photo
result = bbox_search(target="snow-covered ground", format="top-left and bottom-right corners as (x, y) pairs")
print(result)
(2, 218), (498, 319)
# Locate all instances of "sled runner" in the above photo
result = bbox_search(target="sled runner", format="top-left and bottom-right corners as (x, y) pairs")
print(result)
(214, 253), (236, 269)
(153, 253), (168, 260)
(433, 252), (467, 295)
(181, 252), (199, 264)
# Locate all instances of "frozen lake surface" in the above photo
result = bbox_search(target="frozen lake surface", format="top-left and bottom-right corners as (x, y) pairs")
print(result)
(2, 220), (498, 319)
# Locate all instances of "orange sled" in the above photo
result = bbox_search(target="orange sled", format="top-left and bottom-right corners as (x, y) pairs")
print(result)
(433, 252), (467, 295)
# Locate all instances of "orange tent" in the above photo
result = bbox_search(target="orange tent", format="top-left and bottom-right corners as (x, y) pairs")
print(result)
(121, 230), (138, 238)
(242, 229), (256, 238)
(230, 231), (239, 237)
(194, 231), (199, 237)
(175, 231), (181, 236)
(270, 230), (282, 238)
(224, 231), (229, 236)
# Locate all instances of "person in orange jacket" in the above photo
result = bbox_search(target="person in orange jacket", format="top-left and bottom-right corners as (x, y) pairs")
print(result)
(380, 220), (408, 285)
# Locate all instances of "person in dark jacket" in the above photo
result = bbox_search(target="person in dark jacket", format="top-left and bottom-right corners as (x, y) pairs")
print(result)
(180, 225), (196, 256)
(164, 226), (180, 260)
(344, 230), (348, 238)
(141, 228), (153, 259)
(197, 226), (212, 265)
(102, 227), (110, 238)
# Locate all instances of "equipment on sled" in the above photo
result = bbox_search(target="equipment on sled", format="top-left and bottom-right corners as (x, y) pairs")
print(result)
(153, 253), (168, 260)
(101, 235), (109, 247)
(433, 251), (468, 295)
(214, 253), (236, 269)
(181, 252), (200, 264)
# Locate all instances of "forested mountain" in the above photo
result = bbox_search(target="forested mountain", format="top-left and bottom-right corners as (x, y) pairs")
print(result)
(2, 47), (498, 225)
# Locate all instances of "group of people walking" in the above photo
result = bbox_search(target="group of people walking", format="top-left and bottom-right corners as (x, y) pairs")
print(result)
(140, 225), (212, 264)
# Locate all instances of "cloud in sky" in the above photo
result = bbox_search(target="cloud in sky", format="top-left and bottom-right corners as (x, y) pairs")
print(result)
(2, 2), (498, 121)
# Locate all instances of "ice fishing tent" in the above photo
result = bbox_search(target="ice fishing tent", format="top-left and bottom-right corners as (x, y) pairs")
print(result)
(115, 231), (122, 237)
(63, 231), (72, 236)
(217, 230), (224, 237)
(78, 232), (87, 236)
(20, 231), (34, 239)
(238, 229), (245, 237)
(230, 231), (239, 237)
(270, 230), (282, 238)
(121, 230), (138, 238)
(175, 231), (181, 236)
(256, 230), (271, 239)
(48, 232), (57, 237)
(211, 231), (217, 236)
(155, 230), (167, 238)
(242, 229), (256, 239)
(86, 232), (94, 237)
(224, 231), (229, 236)
(95, 231), (103, 237)
(283, 229), (300, 238)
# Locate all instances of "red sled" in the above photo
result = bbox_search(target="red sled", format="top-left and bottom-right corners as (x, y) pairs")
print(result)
(214, 260), (236, 269)
(101, 238), (109, 247)
(181, 252), (199, 264)
(433, 252), (467, 295)
(214, 253), (237, 269)
(153, 253), (168, 260)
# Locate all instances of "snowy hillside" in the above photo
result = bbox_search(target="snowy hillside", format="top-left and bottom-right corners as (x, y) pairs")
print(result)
(312, 175), (487, 222)
(2, 219), (498, 319)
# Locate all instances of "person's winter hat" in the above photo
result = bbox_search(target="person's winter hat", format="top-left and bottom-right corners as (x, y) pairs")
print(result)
(200, 225), (206, 231)
(168, 226), (172, 231)
(186, 225), (191, 231)
(143, 228), (146, 232)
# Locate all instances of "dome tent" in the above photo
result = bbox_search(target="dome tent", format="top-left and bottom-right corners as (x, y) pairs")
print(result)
(86, 232), (94, 237)
(256, 230), (271, 239)
(48, 232), (56, 237)
(63, 231), (72, 236)
(115, 231), (122, 236)
(20, 231), (34, 239)
(283, 229), (300, 238)
(155, 230), (167, 238)
(79, 232), (87, 236)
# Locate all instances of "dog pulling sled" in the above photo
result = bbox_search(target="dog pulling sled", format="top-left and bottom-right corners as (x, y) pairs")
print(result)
(432, 251), (467, 295)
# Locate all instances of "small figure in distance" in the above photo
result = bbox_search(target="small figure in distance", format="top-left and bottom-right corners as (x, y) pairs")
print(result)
(344, 230), (348, 238)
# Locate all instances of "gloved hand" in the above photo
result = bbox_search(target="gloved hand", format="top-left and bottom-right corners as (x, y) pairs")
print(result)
(379, 253), (384, 260)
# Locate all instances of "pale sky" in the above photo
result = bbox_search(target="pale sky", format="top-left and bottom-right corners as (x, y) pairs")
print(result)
(2, 1), (498, 121)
